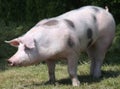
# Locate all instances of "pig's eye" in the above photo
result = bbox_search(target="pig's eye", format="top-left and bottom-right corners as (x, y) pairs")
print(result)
(24, 45), (31, 51)
(25, 47), (31, 51)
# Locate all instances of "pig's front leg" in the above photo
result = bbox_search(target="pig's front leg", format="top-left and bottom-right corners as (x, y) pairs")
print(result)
(46, 60), (56, 84)
(67, 52), (80, 86)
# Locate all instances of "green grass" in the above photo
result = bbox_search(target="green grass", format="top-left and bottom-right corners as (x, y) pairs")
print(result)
(0, 60), (120, 89)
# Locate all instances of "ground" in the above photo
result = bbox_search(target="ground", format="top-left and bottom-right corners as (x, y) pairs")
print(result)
(0, 57), (120, 89)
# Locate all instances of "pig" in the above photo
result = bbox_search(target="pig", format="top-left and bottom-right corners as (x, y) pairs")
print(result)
(5, 6), (115, 86)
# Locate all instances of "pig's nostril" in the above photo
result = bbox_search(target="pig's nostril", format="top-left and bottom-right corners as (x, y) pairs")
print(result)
(7, 60), (15, 66)
(7, 60), (12, 64)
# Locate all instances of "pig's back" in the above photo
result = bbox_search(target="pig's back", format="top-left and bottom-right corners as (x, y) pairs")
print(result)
(57, 6), (109, 22)
(57, 6), (115, 51)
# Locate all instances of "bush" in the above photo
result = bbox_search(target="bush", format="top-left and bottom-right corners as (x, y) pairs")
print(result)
(0, 0), (120, 24)
(0, 21), (35, 58)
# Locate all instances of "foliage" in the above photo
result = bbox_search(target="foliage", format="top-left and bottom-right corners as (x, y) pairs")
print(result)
(0, 0), (120, 24)
(0, 21), (35, 58)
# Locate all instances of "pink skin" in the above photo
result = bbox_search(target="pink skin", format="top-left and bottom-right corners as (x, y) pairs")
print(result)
(6, 39), (40, 66)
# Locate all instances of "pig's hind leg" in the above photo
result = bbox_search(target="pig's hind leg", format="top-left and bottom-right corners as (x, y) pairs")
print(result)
(87, 37), (113, 78)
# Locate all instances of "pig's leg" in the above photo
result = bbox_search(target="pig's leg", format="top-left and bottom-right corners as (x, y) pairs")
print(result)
(67, 52), (80, 86)
(87, 38), (111, 78)
(46, 60), (56, 84)
(87, 47), (105, 78)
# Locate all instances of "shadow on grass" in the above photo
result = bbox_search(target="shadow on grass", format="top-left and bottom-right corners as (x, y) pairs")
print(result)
(26, 70), (120, 87)
(57, 70), (120, 85)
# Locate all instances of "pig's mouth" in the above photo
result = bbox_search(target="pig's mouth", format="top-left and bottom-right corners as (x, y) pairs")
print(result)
(7, 61), (15, 66)
(7, 60), (36, 67)
(7, 60), (14, 66)
(7, 60), (21, 67)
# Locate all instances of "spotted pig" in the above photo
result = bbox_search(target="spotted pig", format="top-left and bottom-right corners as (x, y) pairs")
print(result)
(5, 6), (115, 86)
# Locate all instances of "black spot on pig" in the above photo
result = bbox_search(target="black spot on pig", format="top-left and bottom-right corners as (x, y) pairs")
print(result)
(64, 19), (75, 28)
(92, 7), (100, 13)
(67, 36), (75, 48)
(92, 15), (97, 23)
(87, 28), (92, 39)
(43, 20), (58, 26)
(87, 28), (93, 47)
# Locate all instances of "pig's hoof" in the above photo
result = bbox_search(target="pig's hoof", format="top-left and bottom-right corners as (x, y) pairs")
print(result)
(72, 80), (80, 86)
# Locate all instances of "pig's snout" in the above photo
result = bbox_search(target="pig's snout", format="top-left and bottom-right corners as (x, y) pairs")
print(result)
(7, 60), (16, 66)
(7, 60), (12, 64)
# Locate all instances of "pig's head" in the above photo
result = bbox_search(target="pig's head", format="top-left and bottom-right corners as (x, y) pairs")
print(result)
(5, 38), (40, 66)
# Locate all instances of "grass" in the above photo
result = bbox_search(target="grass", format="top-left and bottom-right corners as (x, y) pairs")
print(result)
(0, 21), (120, 89)
(0, 59), (120, 89)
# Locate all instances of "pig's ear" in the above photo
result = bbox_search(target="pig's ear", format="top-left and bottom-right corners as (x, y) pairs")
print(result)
(24, 40), (35, 49)
(5, 39), (20, 47)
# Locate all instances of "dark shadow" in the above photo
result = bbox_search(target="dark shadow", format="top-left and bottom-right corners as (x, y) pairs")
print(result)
(57, 70), (120, 85)
(23, 82), (45, 88)
(25, 70), (120, 87)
